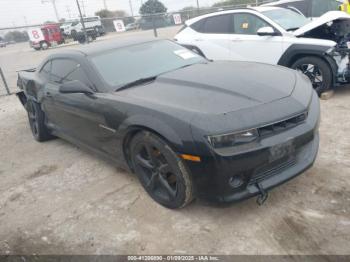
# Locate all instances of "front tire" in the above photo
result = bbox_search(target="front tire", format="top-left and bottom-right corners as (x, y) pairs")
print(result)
(40, 41), (49, 50)
(291, 56), (332, 95)
(26, 100), (54, 142)
(129, 131), (194, 209)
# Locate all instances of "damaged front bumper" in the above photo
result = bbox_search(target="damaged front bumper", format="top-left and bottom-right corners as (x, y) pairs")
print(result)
(328, 47), (350, 85)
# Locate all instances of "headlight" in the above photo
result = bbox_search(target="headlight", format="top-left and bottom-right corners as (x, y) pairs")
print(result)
(207, 129), (259, 149)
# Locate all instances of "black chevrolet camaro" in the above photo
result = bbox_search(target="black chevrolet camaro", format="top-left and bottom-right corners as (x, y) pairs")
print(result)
(17, 38), (320, 208)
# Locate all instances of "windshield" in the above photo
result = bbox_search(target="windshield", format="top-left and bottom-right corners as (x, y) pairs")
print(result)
(90, 40), (206, 89)
(262, 9), (310, 31)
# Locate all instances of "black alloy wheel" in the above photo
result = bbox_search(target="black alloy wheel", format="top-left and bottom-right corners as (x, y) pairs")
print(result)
(27, 100), (39, 138)
(26, 100), (54, 142)
(130, 132), (193, 209)
(291, 56), (332, 95)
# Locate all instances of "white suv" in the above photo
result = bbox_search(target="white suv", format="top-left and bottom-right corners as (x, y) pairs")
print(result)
(175, 7), (350, 94)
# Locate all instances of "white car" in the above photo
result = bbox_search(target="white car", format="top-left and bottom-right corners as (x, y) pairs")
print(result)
(175, 6), (350, 94)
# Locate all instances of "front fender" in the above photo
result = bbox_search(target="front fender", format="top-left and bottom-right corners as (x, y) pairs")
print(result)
(278, 44), (338, 86)
(120, 114), (194, 153)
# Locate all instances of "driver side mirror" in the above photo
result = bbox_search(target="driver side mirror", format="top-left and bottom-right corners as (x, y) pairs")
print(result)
(59, 80), (94, 95)
(257, 26), (278, 36)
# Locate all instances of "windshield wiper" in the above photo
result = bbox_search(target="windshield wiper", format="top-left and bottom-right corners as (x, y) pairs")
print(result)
(116, 76), (158, 91)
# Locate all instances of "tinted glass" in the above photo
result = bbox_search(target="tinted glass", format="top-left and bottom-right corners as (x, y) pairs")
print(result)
(262, 9), (309, 31)
(190, 19), (205, 32)
(90, 40), (206, 88)
(233, 13), (270, 35)
(201, 14), (232, 33)
(312, 0), (339, 17)
(51, 59), (90, 85)
(40, 61), (51, 80)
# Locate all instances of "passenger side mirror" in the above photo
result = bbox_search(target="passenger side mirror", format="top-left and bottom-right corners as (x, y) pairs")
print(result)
(59, 80), (94, 95)
(257, 27), (278, 36)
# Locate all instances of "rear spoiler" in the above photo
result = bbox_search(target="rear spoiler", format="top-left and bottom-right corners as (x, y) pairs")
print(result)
(16, 67), (36, 73)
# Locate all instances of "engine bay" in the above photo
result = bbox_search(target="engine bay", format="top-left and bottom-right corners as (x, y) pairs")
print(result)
(303, 19), (350, 83)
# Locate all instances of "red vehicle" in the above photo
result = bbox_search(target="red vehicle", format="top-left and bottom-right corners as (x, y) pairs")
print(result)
(28, 24), (65, 50)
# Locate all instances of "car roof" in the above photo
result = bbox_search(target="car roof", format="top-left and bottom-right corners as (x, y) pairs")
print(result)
(185, 7), (284, 24)
(251, 6), (284, 12)
(55, 37), (161, 57)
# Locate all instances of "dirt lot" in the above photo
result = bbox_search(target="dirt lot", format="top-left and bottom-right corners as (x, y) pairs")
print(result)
(0, 27), (349, 255)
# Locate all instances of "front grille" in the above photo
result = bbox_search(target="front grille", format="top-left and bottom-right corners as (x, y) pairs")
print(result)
(258, 112), (307, 137)
(248, 157), (296, 186)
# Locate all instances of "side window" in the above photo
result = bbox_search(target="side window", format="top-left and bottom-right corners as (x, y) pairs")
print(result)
(50, 59), (90, 86)
(39, 61), (51, 80)
(201, 14), (232, 34)
(233, 13), (270, 35)
(312, 0), (339, 17)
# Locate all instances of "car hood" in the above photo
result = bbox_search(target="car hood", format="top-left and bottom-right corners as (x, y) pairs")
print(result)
(121, 61), (297, 115)
(293, 11), (350, 36)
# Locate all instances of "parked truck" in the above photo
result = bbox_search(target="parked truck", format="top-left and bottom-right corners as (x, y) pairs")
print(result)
(28, 24), (65, 50)
(60, 16), (105, 40)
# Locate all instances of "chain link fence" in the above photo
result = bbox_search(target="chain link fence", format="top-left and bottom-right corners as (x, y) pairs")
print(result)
(0, 67), (11, 96)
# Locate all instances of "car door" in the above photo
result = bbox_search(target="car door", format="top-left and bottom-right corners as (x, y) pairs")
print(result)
(192, 14), (233, 60)
(229, 12), (284, 65)
(39, 60), (58, 125)
(43, 58), (120, 156)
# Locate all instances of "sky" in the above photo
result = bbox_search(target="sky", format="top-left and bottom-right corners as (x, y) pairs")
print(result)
(0, 0), (219, 28)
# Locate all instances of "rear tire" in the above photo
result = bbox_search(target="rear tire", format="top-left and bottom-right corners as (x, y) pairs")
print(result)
(26, 100), (54, 142)
(71, 30), (78, 41)
(94, 26), (101, 36)
(291, 56), (332, 95)
(129, 131), (194, 209)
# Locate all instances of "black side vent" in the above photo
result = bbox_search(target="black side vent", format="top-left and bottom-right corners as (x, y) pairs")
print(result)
(258, 112), (307, 137)
(248, 157), (297, 185)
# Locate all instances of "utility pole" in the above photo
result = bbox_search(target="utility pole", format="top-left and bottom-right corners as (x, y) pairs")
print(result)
(103, 0), (108, 9)
(129, 0), (134, 16)
(76, 0), (88, 43)
(80, 0), (87, 16)
(42, 0), (59, 22)
(196, 0), (200, 14)
(66, 5), (72, 18)
(23, 16), (28, 26)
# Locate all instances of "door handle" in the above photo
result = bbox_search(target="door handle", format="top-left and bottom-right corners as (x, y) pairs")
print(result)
(231, 38), (243, 42)
(195, 38), (203, 42)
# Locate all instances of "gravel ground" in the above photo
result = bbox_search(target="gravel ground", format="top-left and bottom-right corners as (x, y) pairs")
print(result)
(0, 27), (349, 255)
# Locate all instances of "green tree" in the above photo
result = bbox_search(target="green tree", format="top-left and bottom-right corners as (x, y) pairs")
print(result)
(139, 0), (167, 15)
(179, 6), (198, 21)
(4, 31), (29, 42)
(95, 9), (129, 18)
(43, 20), (56, 24)
(212, 0), (252, 8)
(95, 9), (135, 32)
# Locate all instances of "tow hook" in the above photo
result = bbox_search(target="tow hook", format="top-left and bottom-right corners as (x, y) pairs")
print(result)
(256, 183), (268, 206)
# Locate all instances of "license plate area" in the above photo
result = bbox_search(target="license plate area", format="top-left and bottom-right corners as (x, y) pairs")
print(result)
(269, 140), (295, 162)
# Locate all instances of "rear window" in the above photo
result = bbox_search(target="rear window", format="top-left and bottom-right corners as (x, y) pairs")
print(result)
(39, 61), (51, 80)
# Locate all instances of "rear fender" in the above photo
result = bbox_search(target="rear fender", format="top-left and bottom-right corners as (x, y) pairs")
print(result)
(16, 91), (27, 107)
